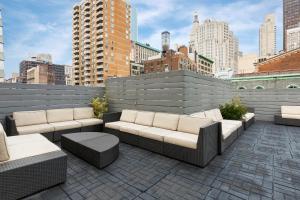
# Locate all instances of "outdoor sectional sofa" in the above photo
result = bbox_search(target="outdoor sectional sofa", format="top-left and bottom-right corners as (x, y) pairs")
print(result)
(0, 123), (67, 200)
(274, 106), (300, 126)
(6, 107), (103, 142)
(191, 109), (244, 154)
(103, 110), (221, 167)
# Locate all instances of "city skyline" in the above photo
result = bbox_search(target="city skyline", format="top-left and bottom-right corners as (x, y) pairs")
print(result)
(0, 0), (283, 78)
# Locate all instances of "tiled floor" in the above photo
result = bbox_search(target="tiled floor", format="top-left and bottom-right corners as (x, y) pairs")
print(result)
(25, 122), (300, 200)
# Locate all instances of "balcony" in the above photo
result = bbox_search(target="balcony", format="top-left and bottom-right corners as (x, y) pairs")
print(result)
(1, 70), (300, 200)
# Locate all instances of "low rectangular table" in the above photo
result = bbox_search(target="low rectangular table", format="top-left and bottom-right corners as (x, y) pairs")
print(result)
(61, 132), (119, 169)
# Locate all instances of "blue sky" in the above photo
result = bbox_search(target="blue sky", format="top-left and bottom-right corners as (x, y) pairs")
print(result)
(0, 0), (283, 78)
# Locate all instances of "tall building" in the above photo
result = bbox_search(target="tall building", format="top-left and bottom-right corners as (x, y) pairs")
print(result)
(162, 31), (170, 53)
(72, 0), (131, 87)
(19, 54), (65, 85)
(287, 27), (300, 51)
(130, 41), (160, 64)
(130, 6), (138, 41)
(0, 9), (4, 82)
(65, 65), (74, 85)
(189, 14), (239, 74)
(259, 14), (276, 58)
(283, 0), (300, 51)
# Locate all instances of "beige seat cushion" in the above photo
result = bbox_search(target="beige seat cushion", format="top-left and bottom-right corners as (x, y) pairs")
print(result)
(6, 134), (60, 162)
(0, 124), (10, 162)
(281, 106), (300, 119)
(17, 124), (55, 135)
(190, 112), (206, 118)
(74, 107), (94, 120)
(153, 113), (180, 131)
(139, 127), (177, 142)
(47, 108), (74, 123)
(105, 121), (133, 130)
(76, 118), (103, 126)
(214, 109), (223, 121)
(164, 132), (198, 149)
(222, 120), (242, 127)
(135, 111), (155, 126)
(282, 114), (300, 119)
(204, 109), (219, 121)
(222, 123), (237, 140)
(13, 110), (47, 127)
(120, 110), (137, 123)
(120, 124), (149, 135)
(50, 121), (81, 131)
(243, 113), (255, 121)
(177, 116), (213, 135)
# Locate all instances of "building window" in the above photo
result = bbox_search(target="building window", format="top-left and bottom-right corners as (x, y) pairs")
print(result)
(254, 85), (265, 90)
(287, 84), (299, 89)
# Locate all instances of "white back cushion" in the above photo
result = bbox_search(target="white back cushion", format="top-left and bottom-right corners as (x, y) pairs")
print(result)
(13, 110), (47, 127)
(190, 112), (206, 118)
(177, 116), (213, 135)
(153, 113), (180, 131)
(281, 106), (300, 115)
(204, 109), (218, 121)
(214, 109), (223, 121)
(74, 107), (94, 120)
(135, 111), (155, 126)
(0, 124), (10, 162)
(120, 110), (137, 123)
(47, 108), (74, 123)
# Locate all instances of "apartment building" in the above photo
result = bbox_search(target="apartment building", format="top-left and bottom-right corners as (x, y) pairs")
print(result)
(283, 0), (300, 51)
(19, 54), (65, 85)
(237, 53), (258, 74)
(72, 0), (131, 86)
(259, 14), (277, 58)
(287, 27), (300, 51)
(189, 14), (239, 74)
(130, 41), (160, 64)
(0, 9), (4, 82)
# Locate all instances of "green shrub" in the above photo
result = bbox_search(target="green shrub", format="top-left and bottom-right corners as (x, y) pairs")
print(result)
(219, 97), (247, 120)
(90, 96), (108, 119)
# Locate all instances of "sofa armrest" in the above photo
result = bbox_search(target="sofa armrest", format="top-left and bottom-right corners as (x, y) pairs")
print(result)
(103, 112), (122, 123)
(197, 122), (221, 166)
(5, 115), (18, 136)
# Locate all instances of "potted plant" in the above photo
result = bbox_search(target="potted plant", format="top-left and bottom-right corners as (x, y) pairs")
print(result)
(219, 97), (247, 120)
(90, 96), (108, 119)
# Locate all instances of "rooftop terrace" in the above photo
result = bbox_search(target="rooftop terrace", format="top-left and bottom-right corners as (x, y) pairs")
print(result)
(24, 122), (300, 200)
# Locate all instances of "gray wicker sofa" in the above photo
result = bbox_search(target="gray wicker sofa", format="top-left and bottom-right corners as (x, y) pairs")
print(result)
(103, 110), (221, 167)
(274, 106), (300, 126)
(0, 124), (67, 200)
(6, 107), (103, 142)
(191, 109), (244, 154)
(243, 107), (255, 130)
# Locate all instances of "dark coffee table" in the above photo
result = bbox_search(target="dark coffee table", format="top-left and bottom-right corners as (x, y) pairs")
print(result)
(61, 132), (119, 169)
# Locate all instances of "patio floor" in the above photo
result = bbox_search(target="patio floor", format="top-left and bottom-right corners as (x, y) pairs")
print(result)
(25, 121), (300, 200)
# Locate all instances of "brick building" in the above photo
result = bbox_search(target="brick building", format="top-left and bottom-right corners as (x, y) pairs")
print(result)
(257, 48), (300, 73)
(144, 46), (196, 74)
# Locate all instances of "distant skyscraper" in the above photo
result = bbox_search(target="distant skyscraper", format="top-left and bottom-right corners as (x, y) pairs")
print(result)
(0, 9), (4, 82)
(161, 31), (170, 53)
(287, 27), (300, 51)
(283, 0), (300, 51)
(259, 14), (276, 58)
(130, 6), (138, 41)
(72, 0), (131, 87)
(189, 14), (239, 74)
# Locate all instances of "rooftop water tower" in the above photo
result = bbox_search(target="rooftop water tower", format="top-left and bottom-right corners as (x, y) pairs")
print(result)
(161, 31), (170, 54)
